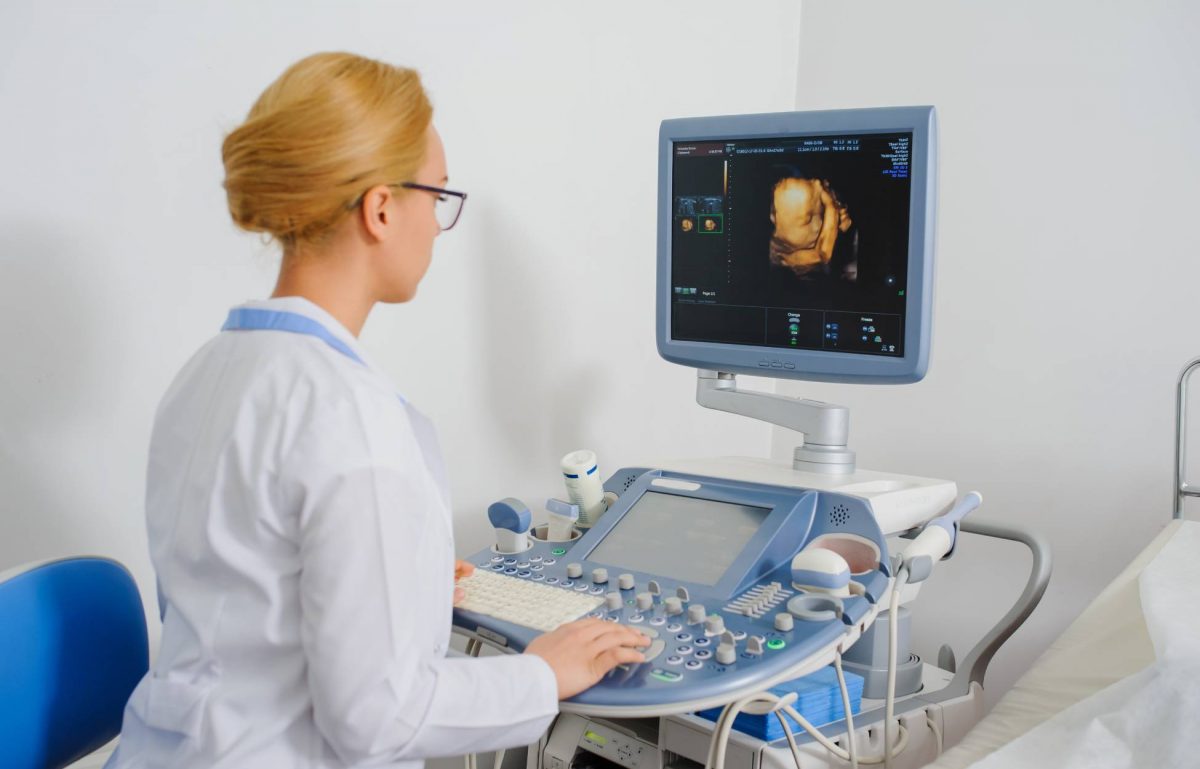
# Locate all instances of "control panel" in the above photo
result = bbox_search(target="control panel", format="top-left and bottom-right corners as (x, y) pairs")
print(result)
(453, 468), (892, 717)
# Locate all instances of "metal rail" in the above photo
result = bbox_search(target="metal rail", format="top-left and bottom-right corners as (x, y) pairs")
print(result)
(1174, 357), (1200, 518)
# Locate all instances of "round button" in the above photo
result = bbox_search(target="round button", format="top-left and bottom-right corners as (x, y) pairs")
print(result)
(517, 570), (531, 577)
(695, 649), (712, 660)
(491, 556), (504, 562)
(676, 645), (693, 655)
(546, 577), (559, 584)
(504, 558), (517, 565)
(504, 568), (517, 574)
(628, 614), (644, 623)
(543, 559), (557, 566)
(589, 586), (605, 595)
(575, 584), (590, 592)
(733, 630), (747, 641)
(531, 565), (543, 572)
(551, 548), (566, 556)
(666, 623), (683, 633)
(650, 617), (666, 626)
(529, 555), (543, 563)
(665, 655), (683, 665)
(664, 597), (683, 616)
(532, 574), (545, 581)
(561, 580), (574, 588)
(767, 639), (786, 650)
(618, 573), (636, 590)
(592, 568), (609, 584)
(685, 660), (703, 670)
(694, 637), (711, 647)
(491, 564), (504, 571)
(516, 561), (530, 569)
(675, 633), (693, 643)
(566, 563), (583, 579)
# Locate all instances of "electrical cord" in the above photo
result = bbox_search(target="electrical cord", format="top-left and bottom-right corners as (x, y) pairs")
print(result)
(703, 689), (909, 769)
(884, 568), (909, 769)
(927, 712), (943, 758)
(704, 566), (916, 769)
(834, 653), (859, 769)
(463, 638), (483, 769)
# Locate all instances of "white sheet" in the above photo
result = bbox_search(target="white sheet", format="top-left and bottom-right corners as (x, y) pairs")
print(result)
(928, 521), (1183, 769)
(963, 520), (1200, 768)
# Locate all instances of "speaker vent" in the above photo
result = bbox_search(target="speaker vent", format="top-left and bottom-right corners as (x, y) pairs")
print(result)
(829, 503), (850, 527)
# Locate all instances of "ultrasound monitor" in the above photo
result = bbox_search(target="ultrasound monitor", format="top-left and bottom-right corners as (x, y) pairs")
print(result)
(656, 106), (936, 383)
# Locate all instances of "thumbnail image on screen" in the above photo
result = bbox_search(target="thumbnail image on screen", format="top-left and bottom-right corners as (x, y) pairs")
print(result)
(671, 132), (913, 357)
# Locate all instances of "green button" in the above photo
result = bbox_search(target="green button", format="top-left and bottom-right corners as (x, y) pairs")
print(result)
(551, 547), (566, 556)
(767, 639), (786, 650)
(650, 668), (683, 683)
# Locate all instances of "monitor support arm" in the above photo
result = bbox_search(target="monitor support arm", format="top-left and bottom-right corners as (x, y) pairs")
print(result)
(696, 370), (856, 474)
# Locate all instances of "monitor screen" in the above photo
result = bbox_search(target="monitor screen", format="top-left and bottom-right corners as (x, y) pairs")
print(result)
(585, 491), (771, 586)
(670, 131), (912, 357)
(656, 107), (936, 383)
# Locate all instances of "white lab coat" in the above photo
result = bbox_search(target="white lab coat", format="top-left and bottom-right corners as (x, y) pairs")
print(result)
(107, 297), (558, 769)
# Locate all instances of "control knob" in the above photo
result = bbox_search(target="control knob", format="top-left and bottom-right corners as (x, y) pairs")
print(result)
(591, 568), (609, 584)
(605, 593), (623, 611)
(687, 604), (707, 625)
(716, 642), (737, 665)
(618, 573), (635, 591)
(636, 592), (654, 611)
(705, 615), (726, 636)
(774, 612), (794, 632)
(566, 563), (583, 579)
(664, 597), (683, 616)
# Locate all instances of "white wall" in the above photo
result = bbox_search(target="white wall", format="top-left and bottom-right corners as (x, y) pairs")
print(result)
(0, 2), (800, 646)
(783, 0), (1200, 701)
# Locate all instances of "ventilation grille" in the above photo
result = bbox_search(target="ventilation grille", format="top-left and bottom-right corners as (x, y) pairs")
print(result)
(829, 503), (851, 527)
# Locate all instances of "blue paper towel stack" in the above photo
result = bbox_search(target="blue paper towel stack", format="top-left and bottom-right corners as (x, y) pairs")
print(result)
(695, 666), (864, 742)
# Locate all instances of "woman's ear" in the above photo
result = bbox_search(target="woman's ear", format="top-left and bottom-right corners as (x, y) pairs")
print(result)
(359, 184), (395, 242)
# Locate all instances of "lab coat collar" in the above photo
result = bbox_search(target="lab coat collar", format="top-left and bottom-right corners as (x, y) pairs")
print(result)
(234, 296), (380, 372)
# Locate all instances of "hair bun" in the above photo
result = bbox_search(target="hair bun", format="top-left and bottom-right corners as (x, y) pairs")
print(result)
(221, 52), (432, 249)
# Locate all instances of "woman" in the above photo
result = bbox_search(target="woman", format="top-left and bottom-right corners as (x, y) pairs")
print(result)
(107, 52), (647, 768)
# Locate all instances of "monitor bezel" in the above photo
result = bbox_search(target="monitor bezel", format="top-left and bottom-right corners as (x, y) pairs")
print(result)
(656, 106), (937, 384)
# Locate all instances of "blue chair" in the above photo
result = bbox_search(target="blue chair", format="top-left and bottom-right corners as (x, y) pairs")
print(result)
(0, 558), (149, 769)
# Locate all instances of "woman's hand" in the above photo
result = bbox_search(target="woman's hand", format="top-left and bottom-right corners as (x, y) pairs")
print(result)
(525, 619), (650, 699)
(453, 560), (474, 605)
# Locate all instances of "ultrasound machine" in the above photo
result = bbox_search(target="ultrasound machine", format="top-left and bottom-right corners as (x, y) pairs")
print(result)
(453, 107), (1048, 769)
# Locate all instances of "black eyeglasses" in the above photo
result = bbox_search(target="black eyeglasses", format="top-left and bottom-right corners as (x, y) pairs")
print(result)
(398, 183), (468, 231)
(348, 182), (468, 232)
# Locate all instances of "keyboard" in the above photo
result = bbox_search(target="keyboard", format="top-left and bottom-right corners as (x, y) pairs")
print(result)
(457, 568), (604, 632)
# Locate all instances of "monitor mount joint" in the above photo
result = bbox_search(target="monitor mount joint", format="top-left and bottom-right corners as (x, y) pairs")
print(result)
(696, 369), (855, 475)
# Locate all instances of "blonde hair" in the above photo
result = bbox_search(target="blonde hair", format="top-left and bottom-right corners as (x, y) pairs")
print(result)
(222, 52), (433, 249)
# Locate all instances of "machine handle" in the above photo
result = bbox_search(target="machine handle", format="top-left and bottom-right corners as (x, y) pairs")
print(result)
(954, 518), (1053, 691)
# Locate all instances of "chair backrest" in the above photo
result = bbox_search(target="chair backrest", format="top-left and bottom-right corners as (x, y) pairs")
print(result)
(0, 557), (149, 769)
